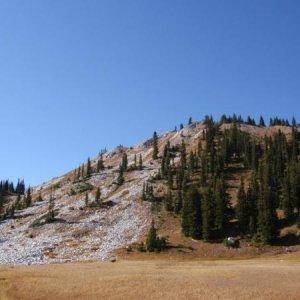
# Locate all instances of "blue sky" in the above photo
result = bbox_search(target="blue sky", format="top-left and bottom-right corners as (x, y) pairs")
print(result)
(0, 1), (299, 186)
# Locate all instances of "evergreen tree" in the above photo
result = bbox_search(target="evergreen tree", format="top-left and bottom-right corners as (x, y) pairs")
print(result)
(121, 152), (128, 171)
(282, 176), (293, 220)
(152, 131), (159, 159)
(15, 194), (22, 210)
(95, 187), (101, 206)
(259, 116), (266, 127)
(214, 177), (228, 235)
(202, 186), (213, 241)
(164, 189), (173, 212)
(138, 154), (143, 170)
(146, 220), (158, 252)
(188, 117), (193, 125)
(25, 188), (32, 207)
(86, 157), (92, 178)
(173, 189), (183, 214)
(167, 169), (173, 189)
(96, 155), (105, 172)
(246, 173), (259, 236)
(236, 178), (248, 234)
(180, 140), (187, 170)
(117, 165), (125, 186)
(257, 155), (278, 244)
(181, 186), (202, 238)
(46, 194), (55, 222)
(85, 192), (89, 207)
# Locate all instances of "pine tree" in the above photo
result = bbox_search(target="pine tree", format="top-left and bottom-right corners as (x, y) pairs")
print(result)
(46, 194), (55, 222)
(236, 178), (248, 234)
(121, 152), (128, 171)
(164, 189), (173, 212)
(95, 187), (101, 206)
(15, 194), (22, 210)
(282, 176), (293, 220)
(202, 186), (213, 241)
(167, 169), (173, 189)
(188, 117), (193, 125)
(146, 220), (158, 252)
(180, 140), (187, 170)
(257, 155), (278, 244)
(117, 165), (125, 186)
(181, 186), (202, 238)
(86, 157), (92, 178)
(259, 116), (265, 127)
(25, 188), (32, 207)
(214, 177), (228, 235)
(138, 154), (143, 170)
(96, 155), (105, 172)
(85, 192), (89, 207)
(173, 189), (183, 214)
(246, 173), (259, 236)
(152, 131), (159, 159)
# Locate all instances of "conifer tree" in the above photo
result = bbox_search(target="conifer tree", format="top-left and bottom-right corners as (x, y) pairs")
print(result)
(96, 155), (105, 172)
(259, 116), (266, 127)
(282, 176), (293, 220)
(165, 189), (173, 212)
(173, 189), (183, 214)
(86, 158), (92, 178)
(152, 131), (159, 159)
(257, 155), (278, 244)
(95, 187), (101, 206)
(214, 177), (228, 235)
(25, 188), (32, 207)
(236, 178), (248, 234)
(181, 186), (202, 238)
(46, 194), (55, 222)
(167, 169), (173, 189)
(180, 140), (187, 170)
(146, 220), (158, 252)
(15, 194), (22, 210)
(202, 186), (213, 241)
(246, 173), (259, 236)
(121, 152), (128, 171)
(138, 154), (143, 170)
(117, 165), (125, 186)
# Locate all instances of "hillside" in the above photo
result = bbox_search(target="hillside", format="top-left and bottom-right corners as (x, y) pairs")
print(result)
(0, 121), (299, 265)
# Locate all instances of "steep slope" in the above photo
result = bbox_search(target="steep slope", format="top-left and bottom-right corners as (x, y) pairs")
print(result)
(0, 122), (297, 265)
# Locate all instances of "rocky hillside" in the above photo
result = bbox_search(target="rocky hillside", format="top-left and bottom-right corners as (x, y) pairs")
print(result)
(0, 122), (297, 265)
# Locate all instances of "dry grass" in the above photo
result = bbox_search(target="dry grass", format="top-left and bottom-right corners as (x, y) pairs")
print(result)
(0, 253), (299, 300)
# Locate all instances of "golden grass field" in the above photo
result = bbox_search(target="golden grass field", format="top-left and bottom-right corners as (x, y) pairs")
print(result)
(0, 253), (299, 300)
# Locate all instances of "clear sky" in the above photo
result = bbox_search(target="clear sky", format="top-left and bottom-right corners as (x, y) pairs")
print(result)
(0, 1), (299, 186)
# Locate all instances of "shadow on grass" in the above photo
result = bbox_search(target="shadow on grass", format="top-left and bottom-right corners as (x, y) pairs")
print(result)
(273, 233), (300, 246)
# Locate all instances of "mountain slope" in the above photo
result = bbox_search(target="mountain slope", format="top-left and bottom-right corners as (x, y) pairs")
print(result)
(0, 122), (298, 265)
